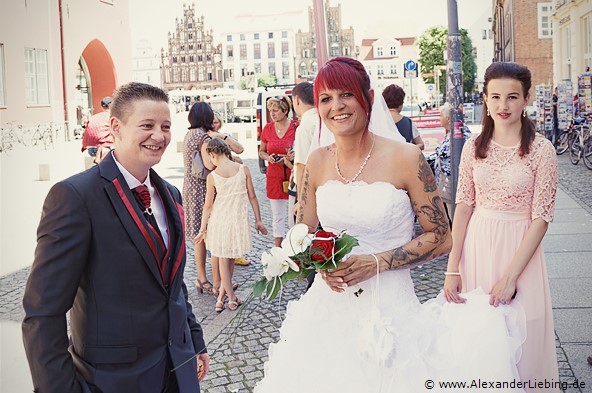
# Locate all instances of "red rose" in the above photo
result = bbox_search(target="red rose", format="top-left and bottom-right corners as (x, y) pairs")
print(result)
(310, 230), (338, 262)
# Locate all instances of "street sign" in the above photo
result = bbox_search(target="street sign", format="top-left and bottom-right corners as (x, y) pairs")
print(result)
(426, 84), (435, 92)
(404, 60), (417, 71)
(404, 69), (418, 79)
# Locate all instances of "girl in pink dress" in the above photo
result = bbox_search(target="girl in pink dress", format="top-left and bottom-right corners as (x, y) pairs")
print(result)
(444, 62), (559, 391)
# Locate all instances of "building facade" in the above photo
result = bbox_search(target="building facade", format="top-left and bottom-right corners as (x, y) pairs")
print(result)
(552, 0), (592, 85)
(468, 7), (495, 92)
(359, 37), (428, 101)
(492, 0), (554, 94)
(295, 1), (356, 80)
(221, 29), (296, 89)
(133, 39), (163, 88)
(160, 3), (223, 91)
(0, 0), (132, 138)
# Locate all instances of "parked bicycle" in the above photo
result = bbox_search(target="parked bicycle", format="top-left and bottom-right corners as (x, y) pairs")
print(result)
(556, 117), (584, 155)
(567, 115), (592, 170)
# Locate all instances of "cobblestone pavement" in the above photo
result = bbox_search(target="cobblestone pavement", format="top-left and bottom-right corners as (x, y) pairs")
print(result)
(2, 154), (591, 392)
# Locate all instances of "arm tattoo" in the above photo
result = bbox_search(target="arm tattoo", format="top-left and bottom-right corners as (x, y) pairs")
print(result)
(296, 168), (310, 224)
(415, 195), (449, 245)
(417, 152), (437, 193)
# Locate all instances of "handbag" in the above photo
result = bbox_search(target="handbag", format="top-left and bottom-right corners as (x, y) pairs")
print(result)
(191, 133), (212, 180)
(438, 174), (453, 204)
(282, 167), (289, 194)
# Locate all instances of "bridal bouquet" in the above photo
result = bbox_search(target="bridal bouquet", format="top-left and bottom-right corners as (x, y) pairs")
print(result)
(254, 224), (359, 301)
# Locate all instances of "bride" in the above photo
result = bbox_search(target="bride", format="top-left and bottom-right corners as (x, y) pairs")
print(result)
(254, 57), (526, 392)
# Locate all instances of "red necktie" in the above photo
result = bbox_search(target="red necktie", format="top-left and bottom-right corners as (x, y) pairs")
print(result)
(133, 185), (151, 212)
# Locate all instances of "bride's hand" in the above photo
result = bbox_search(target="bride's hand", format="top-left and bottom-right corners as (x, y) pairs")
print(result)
(322, 254), (381, 292)
(489, 274), (517, 307)
(443, 275), (466, 303)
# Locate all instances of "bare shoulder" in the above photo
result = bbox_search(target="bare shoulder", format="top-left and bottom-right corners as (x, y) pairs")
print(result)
(375, 135), (422, 164)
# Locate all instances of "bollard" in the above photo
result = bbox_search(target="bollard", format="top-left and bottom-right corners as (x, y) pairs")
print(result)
(177, 141), (184, 153)
(84, 156), (95, 170)
(38, 164), (50, 181)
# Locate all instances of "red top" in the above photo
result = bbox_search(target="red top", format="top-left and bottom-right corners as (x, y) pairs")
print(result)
(82, 111), (113, 149)
(261, 120), (297, 199)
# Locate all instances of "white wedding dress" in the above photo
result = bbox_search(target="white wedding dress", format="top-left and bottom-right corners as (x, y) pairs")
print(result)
(255, 180), (527, 393)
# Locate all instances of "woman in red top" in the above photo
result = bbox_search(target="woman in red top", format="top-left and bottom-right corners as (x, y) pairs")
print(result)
(259, 96), (297, 246)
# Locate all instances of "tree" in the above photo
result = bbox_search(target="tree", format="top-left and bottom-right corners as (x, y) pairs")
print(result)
(418, 26), (477, 96)
(257, 74), (278, 88)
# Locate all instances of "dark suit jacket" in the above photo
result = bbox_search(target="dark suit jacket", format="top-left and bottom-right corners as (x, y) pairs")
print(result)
(22, 153), (206, 393)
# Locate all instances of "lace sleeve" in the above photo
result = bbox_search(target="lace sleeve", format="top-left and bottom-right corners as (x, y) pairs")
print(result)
(531, 138), (558, 222)
(455, 137), (476, 206)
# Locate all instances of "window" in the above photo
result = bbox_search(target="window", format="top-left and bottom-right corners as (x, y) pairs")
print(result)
(190, 68), (195, 80)
(282, 42), (289, 58)
(254, 33), (260, 40)
(282, 31), (288, 38)
(0, 44), (5, 106)
(311, 61), (318, 74)
(282, 62), (290, 78)
(390, 46), (397, 56)
(198, 55), (203, 62)
(254, 63), (261, 73)
(240, 34), (245, 41)
(208, 71), (213, 81)
(189, 55), (194, 62)
(390, 64), (397, 75)
(189, 44), (193, 50)
(377, 46), (383, 56)
(188, 33), (193, 40)
(299, 62), (307, 77)
(268, 42), (275, 59)
(377, 65), (384, 75)
(24, 48), (49, 105)
(240, 44), (247, 60)
(268, 63), (276, 75)
(254, 43), (261, 59)
(173, 56), (177, 63)
(268, 32), (274, 39)
(583, 13), (592, 71)
(331, 46), (338, 57)
(181, 56), (185, 63)
(538, 3), (554, 38)
(227, 35), (233, 42)
(188, 23), (192, 28)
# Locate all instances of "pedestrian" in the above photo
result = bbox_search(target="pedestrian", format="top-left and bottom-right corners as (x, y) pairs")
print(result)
(290, 82), (319, 225)
(382, 84), (425, 149)
(81, 96), (114, 164)
(22, 82), (209, 392)
(551, 86), (559, 147)
(258, 96), (297, 247)
(182, 102), (219, 295)
(195, 138), (268, 312)
(444, 61), (560, 390)
(211, 110), (249, 266)
(434, 102), (472, 225)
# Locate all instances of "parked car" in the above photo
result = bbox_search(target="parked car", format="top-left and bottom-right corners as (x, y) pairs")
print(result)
(256, 85), (296, 174)
(233, 92), (257, 122)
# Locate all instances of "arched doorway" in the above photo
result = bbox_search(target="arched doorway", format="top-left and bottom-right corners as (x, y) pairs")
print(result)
(80, 39), (116, 115)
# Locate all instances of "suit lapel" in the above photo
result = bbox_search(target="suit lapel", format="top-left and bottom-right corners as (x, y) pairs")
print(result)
(100, 155), (167, 293)
(151, 170), (186, 291)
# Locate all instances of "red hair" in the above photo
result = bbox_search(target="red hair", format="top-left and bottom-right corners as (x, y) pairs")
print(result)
(314, 57), (372, 127)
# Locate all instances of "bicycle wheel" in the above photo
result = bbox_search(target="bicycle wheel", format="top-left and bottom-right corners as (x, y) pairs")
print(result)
(556, 131), (570, 155)
(569, 133), (581, 165)
(583, 138), (592, 170)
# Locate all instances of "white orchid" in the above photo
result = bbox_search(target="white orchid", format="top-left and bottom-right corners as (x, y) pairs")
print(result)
(261, 247), (300, 281)
(281, 223), (314, 256)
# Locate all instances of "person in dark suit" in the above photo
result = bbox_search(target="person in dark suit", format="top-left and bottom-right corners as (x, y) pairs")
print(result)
(22, 82), (209, 393)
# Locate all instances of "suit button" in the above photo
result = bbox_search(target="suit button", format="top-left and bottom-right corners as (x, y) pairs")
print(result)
(169, 339), (173, 346)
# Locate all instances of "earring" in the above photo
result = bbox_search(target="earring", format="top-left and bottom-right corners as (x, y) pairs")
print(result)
(523, 109), (526, 117)
(487, 109), (490, 117)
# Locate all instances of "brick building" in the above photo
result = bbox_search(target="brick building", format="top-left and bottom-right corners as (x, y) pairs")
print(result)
(492, 0), (554, 97)
(160, 3), (223, 91)
(295, 0), (356, 80)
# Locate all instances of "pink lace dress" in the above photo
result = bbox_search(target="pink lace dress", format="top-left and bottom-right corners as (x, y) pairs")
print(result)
(457, 134), (559, 391)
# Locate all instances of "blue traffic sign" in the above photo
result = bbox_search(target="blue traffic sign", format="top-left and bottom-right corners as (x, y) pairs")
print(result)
(404, 60), (417, 71)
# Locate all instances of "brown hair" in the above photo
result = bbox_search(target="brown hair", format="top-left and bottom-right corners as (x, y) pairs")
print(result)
(476, 62), (535, 159)
(267, 96), (292, 115)
(382, 84), (405, 109)
(111, 82), (168, 123)
(206, 137), (232, 161)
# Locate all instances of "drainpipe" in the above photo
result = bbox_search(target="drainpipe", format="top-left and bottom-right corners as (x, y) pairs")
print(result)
(58, 0), (69, 141)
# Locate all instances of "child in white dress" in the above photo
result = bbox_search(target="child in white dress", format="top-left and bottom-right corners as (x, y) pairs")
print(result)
(196, 138), (268, 312)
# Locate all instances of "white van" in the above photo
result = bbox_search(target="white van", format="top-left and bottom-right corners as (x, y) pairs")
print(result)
(233, 92), (257, 123)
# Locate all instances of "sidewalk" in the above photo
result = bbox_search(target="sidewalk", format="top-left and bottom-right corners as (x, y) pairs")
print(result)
(1, 118), (591, 392)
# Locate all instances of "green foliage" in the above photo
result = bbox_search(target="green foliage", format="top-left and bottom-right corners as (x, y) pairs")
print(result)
(418, 26), (477, 95)
(257, 74), (278, 87)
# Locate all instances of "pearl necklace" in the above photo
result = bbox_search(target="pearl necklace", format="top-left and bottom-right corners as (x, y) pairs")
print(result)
(335, 135), (375, 184)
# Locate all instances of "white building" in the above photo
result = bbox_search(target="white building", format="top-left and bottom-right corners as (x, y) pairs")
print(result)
(132, 39), (162, 87)
(359, 37), (427, 101)
(553, 0), (592, 85)
(221, 29), (296, 89)
(468, 7), (495, 92)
